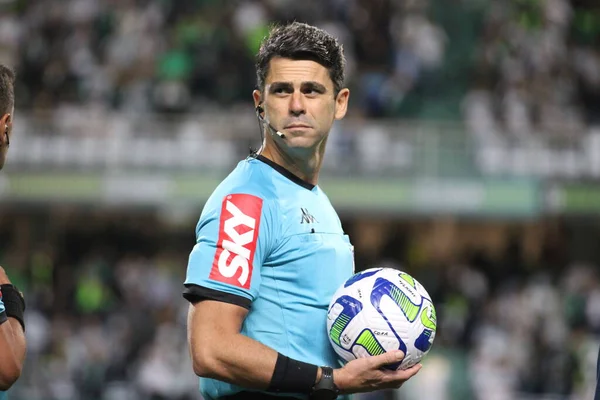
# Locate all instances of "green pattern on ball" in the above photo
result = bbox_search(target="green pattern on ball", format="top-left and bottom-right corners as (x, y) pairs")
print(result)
(399, 272), (417, 288)
(330, 314), (351, 346)
(355, 330), (386, 356)
(421, 303), (437, 331)
(389, 285), (420, 322)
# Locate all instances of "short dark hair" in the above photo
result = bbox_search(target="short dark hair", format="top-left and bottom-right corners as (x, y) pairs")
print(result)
(0, 65), (15, 115)
(256, 22), (346, 95)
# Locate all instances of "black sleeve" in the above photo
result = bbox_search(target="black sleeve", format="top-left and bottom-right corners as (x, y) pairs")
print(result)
(0, 310), (6, 325)
(183, 284), (252, 310)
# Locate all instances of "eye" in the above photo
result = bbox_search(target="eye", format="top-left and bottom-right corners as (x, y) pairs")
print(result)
(303, 89), (321, 97)
(302, 85), (325, 96)
(272, 87), (293, 97)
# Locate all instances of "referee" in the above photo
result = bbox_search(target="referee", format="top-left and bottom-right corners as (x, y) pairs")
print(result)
(183, 23), (421, 400)
(0, 65), (26, 399)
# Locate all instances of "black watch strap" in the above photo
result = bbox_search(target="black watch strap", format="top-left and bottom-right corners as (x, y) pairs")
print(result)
(310, 366), (339, 400)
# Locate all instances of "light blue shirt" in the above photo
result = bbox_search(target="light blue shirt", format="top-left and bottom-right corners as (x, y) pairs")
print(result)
(184, 155), (354, 400)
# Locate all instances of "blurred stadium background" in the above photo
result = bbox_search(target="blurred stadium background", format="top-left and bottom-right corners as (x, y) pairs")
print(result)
(0, 0), (599, 399)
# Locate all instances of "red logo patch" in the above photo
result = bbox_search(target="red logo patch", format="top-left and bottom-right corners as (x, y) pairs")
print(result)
(209, 194), (263, 289)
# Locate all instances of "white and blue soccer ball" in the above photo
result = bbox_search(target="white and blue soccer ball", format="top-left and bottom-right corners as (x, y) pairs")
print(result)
(327, 267), (437, 370)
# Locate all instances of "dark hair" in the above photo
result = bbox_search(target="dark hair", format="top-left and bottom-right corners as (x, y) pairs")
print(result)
(0, 65), (15, 115)
(256, 22), (346, 95)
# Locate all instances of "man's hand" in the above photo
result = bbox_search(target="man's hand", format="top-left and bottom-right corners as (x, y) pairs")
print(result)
(333, 351), (422, 394)
(0, 266), (11, 285)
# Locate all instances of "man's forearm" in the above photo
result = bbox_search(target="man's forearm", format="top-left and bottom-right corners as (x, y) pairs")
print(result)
(188, 301), (320, 394)
(192, 331), (280, 389)
(192, 333), (324, 395)
(0, 318), (25, 389)
(8, 317), (25, 363)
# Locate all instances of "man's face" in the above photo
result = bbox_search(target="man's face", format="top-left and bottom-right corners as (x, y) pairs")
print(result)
(253, 57), (349, 155)
(0, 109), (12, 170)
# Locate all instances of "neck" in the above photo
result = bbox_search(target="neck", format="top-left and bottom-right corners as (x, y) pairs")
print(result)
(260, 140), (327, 186)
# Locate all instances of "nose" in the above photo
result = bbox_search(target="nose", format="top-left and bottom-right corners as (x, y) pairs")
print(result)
(289, 91), (306, 117)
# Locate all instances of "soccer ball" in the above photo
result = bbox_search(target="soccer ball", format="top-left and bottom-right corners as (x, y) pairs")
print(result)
(327, 267), (437, 370)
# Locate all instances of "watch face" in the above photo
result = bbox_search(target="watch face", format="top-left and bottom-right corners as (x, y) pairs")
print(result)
(311, 369), (339, 400)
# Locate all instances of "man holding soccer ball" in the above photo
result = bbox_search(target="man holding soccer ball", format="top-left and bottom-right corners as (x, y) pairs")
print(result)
(183, 22), (421, 400)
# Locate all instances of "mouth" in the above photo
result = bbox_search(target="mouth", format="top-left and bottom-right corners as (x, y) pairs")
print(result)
(284, 124), (312, 129)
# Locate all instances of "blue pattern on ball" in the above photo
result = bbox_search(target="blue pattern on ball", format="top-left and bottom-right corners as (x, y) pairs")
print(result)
(414, 329), (433, 352)
(344, 268), (382, 288)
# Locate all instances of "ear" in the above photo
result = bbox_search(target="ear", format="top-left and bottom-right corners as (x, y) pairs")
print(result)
(0, 113), (11, 128)
(0, 113), (11, 135)
(0, 113), (10, 148)
(252, 90), (262, 109)
(334, 89), (350, 120)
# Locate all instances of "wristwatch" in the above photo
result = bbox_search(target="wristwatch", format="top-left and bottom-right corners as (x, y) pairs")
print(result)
(310, 366), (339, 400)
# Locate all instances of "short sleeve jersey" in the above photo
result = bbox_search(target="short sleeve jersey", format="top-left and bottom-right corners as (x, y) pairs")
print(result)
(183, 155), (355, 400)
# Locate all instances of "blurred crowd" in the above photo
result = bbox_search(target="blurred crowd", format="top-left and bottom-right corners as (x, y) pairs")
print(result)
(0, 210), (598, 400)
(463, 0), (600, 142)
(0, 0), (597, 131)
(2, 211), (198, 400)
(409, 253), (600, 400)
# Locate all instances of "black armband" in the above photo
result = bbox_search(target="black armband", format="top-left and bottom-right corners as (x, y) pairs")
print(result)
(0, 284), (25, 332)
(267, 353), (319, 394)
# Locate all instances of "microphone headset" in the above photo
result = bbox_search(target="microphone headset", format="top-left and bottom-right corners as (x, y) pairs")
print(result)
(255, 104), (285, 139)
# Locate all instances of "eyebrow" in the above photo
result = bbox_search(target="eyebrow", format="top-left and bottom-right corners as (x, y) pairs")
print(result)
(268, 81), (328, 93)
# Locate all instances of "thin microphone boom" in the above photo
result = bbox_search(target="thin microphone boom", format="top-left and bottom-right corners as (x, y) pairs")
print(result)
(266, 121), (285, 138)
(255, 105), (285, 138)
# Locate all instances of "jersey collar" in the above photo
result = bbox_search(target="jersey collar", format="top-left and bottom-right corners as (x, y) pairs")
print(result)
(255, 155), (316, 191)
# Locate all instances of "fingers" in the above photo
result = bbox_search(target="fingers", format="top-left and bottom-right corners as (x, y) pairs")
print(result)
(387, 363), (422, 389)
(372, 350), (405, 368)
(381, 362), (422, 378)
(344, 355), (422, 393)
(399, 363), (422, 379)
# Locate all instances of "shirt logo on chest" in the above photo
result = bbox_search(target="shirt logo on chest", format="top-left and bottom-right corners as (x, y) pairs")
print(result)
(300, 208), (318, 224)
